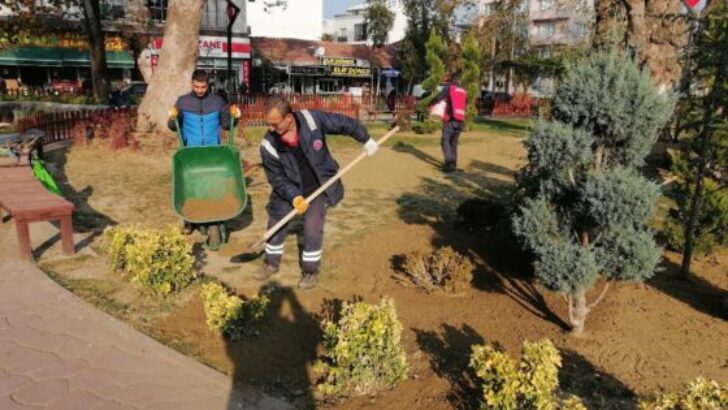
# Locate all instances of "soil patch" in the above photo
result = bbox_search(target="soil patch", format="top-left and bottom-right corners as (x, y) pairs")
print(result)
(27, 126), (728, 409)
(182, 192), (240, 221)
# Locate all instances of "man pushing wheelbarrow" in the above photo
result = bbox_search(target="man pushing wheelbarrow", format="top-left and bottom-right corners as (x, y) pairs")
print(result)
(168, 69), (244, 249)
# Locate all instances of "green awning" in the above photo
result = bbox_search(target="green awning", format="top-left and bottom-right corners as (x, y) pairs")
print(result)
(0, 47), (134, 68)
(0, 47), (63, 67)
(106, 51), (134, 68)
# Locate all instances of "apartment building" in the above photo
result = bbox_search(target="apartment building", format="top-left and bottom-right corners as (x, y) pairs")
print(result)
(322, 1), (407, 45)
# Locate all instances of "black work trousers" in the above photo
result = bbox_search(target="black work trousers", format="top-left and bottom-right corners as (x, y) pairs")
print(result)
(264, 195), (327, 274)
(441, 120), (464, 166)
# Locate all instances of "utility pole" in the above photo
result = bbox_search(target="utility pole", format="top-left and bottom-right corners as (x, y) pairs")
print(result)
(226, 0), (241, 101)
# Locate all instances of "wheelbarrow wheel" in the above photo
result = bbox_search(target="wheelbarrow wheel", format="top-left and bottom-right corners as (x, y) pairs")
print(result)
(206, 224), (222, 250)
(205, 223), (227, 250)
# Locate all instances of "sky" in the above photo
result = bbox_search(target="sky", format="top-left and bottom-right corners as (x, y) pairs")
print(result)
(323, 0), (363, 18)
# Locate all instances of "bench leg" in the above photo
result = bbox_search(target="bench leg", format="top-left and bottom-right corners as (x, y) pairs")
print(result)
(60, 214), (75, 256)
(15, 219), (33, 261)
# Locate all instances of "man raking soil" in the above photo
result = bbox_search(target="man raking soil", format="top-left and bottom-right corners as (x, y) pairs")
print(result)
(223, 96), (399, 290)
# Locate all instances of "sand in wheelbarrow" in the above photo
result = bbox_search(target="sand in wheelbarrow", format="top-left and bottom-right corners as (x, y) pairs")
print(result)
(181, 192), (239, 221)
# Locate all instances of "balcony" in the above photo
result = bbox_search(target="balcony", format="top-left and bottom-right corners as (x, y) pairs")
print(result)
(529, 32), (572, 46)
(529, 8), (571, 21)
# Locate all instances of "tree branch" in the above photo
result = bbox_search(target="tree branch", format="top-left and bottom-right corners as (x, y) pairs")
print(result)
(568, 168), (576, 186)
(588, 281), (611, 309)
(660, 176), (679, 187)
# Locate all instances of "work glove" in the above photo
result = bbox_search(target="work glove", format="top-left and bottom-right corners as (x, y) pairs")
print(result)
(363, 138), (378, 157)
(168, 106), (178, 119)
(292, 195), (309, 215)
(229, 104), (242, 119)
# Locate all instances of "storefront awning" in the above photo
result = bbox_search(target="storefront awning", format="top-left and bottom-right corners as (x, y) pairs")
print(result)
(0, 47), (63, 66)
(0, 47), (134, 68)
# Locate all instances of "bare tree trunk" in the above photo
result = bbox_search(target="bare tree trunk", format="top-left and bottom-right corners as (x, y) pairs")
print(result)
(81, 0), (109, 102)
(680, 47), (727, 278)
(137, 0), (205, 132)
(681, 129), (710, 278)
(569, 292), (589, 335)
(624, 0), (647, 59)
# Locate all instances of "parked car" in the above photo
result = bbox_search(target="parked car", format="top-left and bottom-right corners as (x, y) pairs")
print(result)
(480, 91), (512, 103)
(49, 79), (81, 94)
(121, 81), (148, 99)
(268, 82), (292, 95)
(411, 83), (445, 100)
(111, 81), (147, 107)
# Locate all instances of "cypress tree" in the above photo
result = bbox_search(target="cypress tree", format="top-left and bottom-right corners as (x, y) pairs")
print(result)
(417, 28), (446, 133)
(512, 52), (675, 334)
(461, 32), (482, 130)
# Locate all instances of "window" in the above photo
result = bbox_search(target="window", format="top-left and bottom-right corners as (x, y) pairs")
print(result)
(149, 0), (168, 23)
(338, 28), (348, 42)
(518, 0), (528, 13)
(354, 23), (368, 42)
(539, 0), (554, 11)
(537, 23), (556, 37)
(100, 0), (126, 20)
(574, 22), (589, 37)
(201, 0), (227, 29)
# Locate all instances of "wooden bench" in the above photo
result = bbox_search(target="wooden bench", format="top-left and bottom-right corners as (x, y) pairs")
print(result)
(0, 166), (75, 261)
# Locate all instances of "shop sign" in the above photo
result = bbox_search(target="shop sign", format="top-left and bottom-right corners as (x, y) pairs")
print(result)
(321, 56), (356, 66)
(242, 60), (250, 87)
(151, 36), (251, 59)
(290, 65), (326, 75)
(0, 33), (126, 51)
(330, 65), (372, 78)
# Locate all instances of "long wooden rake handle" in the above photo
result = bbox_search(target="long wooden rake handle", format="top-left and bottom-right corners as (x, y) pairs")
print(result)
(248, 126), (400, 252)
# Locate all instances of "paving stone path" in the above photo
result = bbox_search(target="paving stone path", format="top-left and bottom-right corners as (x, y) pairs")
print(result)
(0, 259), (290, 410)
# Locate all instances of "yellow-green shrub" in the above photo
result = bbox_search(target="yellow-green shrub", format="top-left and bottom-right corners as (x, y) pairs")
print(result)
(200, 282), (269, 340)
(105, 225), (196, 296)
(314, 297), (408, 397)
(639, 377), (727, 410)
(401, 246), (474, 293)
(469, 339), (586, 410)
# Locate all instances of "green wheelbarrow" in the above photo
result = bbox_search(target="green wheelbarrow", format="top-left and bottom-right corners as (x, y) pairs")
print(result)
(172, 115), (247, 250)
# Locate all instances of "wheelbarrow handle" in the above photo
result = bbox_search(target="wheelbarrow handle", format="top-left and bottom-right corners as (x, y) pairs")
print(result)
(228, 111), (235, 147)
(248, 126), (400, 251)
(174, 117), (184, 148)
(174, 114), (237, 148)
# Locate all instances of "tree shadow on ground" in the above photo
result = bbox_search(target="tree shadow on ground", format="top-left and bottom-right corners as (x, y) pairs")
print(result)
(476, 119), (532, 134)
(394, 145), (569, 331)
(415, 324), (638, 410)
(226, 281), (321, 409)
(33, 147), (117, 259)
(392, 141), (442, 170)
(647, 258), (728, 320)
(413, 324), (485, 409)
(559, 350), (638, 410)
(469, 159), (519, 178)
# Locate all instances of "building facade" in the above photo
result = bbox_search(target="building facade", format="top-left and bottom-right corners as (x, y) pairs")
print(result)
(147, 0), (251, 92)
(250, 37), (394, 96)
(322, 1), (407, 45)
(246, 0), (323, 41)
(472, 0), (593, 96)
(0, 0), (252, 93)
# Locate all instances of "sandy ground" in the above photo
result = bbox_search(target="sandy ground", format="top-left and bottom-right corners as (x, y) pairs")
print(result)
(7, 127), (726, 409)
